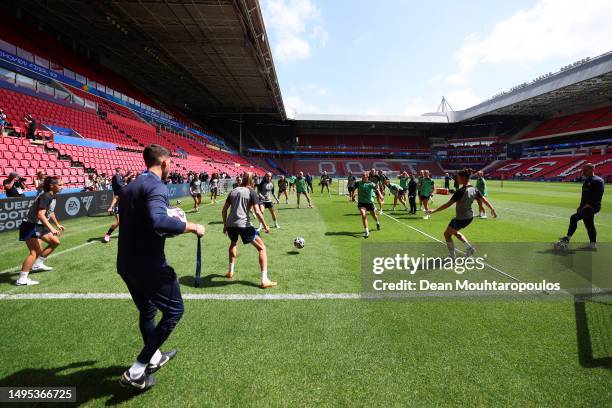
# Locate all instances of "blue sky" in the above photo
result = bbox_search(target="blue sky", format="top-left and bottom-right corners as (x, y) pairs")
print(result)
(260, 0), (612, 118)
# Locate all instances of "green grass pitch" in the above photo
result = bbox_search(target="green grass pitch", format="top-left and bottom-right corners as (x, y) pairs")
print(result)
(0, 180), (610, 406)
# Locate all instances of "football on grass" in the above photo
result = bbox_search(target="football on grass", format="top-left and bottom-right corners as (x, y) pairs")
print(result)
(294, 237), (305, 249)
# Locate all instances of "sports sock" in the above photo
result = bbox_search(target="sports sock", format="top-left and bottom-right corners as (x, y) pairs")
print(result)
(464, 241), (473, 249)
(128, 361), (147, 380)
(18, 271), (29, 281)
(149, 349), (162, 365)
(106, 227), (115, 236)
(446, 242), (455, 257)
(365, 228), (369, 233)
(229, 262), (235, 273)
(261, 269), (269, 281)
(33, 256), (46, 266)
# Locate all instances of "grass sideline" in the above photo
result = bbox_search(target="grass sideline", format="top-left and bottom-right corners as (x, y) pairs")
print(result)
(0, 180), (610, 406)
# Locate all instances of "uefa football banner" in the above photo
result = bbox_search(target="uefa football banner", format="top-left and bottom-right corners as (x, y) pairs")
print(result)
(0, 185), (190, 232)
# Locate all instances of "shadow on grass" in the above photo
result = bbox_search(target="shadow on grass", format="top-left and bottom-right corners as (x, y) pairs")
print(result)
(87, 237), (106, 243)
(0, 272), (16, 285)
(574, 293), (612, 369)
(0, 360), (142, 406)
(325, 231), (363, 238)
(207, 221), (224, 225)
(287, 250), (300, 255)
(87, 213), (112, 218)
(180, 274), (260, 289)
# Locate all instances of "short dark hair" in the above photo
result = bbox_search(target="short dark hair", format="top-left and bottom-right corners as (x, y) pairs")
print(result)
(143, 144), (170, 168)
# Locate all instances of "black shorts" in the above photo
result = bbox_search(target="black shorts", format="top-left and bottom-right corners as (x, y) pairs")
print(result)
(19, 221), (49, 241)
(261, 201), (273, 209)
(210, 187), (218, 194)
(348, 186), (355, 192)
(449, 217), (473, 231)
(227, 226), (258, 244)
(192, 192), (201, 198)
(358, 202), (375, 211)
(279, 188), (287, 193)
(419, 195), (430, 201)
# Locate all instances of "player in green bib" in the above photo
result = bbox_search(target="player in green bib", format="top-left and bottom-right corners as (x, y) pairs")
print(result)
(295, 171), (313, 208)
(399, 171), (409, 190)
(417, 170), (425, 210)
(356, 172), (383, 238)
(385, 179), (408, 211)
(420, 170), (435, 219)
(288, 175), (296, 193)
(476, 171), (488, 218)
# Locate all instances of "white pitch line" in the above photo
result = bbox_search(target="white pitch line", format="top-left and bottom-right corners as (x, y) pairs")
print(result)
(0, 292), (362, 301)
(0, 291), (555, 301)
(382, 212), (525, 284)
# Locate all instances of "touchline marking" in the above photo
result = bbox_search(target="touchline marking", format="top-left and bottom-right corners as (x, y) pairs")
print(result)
(382, 212), (526, 285)
(0, 291), (556, 301)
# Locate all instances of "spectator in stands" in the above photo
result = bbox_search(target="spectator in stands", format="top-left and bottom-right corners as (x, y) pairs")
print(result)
(98, 173), (110, 191)
(34, 171), (46, 194)
(24, 114), (37, 140)
(84, 174), (97, 191)
(3, 172), (26, 198)
(0, 108), (7, 135)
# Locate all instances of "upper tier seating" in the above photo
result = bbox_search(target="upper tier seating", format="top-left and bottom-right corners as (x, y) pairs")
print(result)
(297, 134), (430, 151)
(521, 106), (612, 140)
(0, 87), (138, 148)
(66, 86), (141, 121)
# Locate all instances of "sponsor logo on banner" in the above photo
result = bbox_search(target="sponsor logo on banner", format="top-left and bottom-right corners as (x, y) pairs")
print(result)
(65, 197), (81, 216)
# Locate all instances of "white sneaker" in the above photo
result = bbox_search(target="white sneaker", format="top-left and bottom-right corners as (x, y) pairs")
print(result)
(275, 224), (280, 229)
(31, 263), (53, 272)
(364, 231), (370, 239)
(16, 278), (39, 286)
(103, 234), (111, 243)
(378, 210), (384, 215)
(423, 214), (430, 220)
(465, 246), (476, 257)
(480, 214), (488, 219)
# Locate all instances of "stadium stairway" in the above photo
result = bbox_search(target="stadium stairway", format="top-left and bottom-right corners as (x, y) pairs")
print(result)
(1, 135), (87, 189)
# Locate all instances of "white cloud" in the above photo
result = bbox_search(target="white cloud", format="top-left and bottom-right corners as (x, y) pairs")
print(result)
(262, 0), (327, 63)
(449, 0), (612, 84)
(284, 95), (321, 118)
(445, 89), (482, 111)
(403, 96), (435, 116)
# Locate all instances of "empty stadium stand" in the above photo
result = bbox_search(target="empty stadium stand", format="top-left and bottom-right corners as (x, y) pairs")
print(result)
(488, 152), (612, 181)
(1, 136), (86, 189)
(521, 106), (612, 141)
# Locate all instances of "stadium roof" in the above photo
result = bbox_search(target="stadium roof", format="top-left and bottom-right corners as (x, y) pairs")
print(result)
(453, 50), (612, 121)
(294, 113), (449, 124)
(14, 0), (285, 119)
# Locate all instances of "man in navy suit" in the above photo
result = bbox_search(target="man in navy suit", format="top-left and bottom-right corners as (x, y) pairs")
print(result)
(118, 144), (205, 390)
